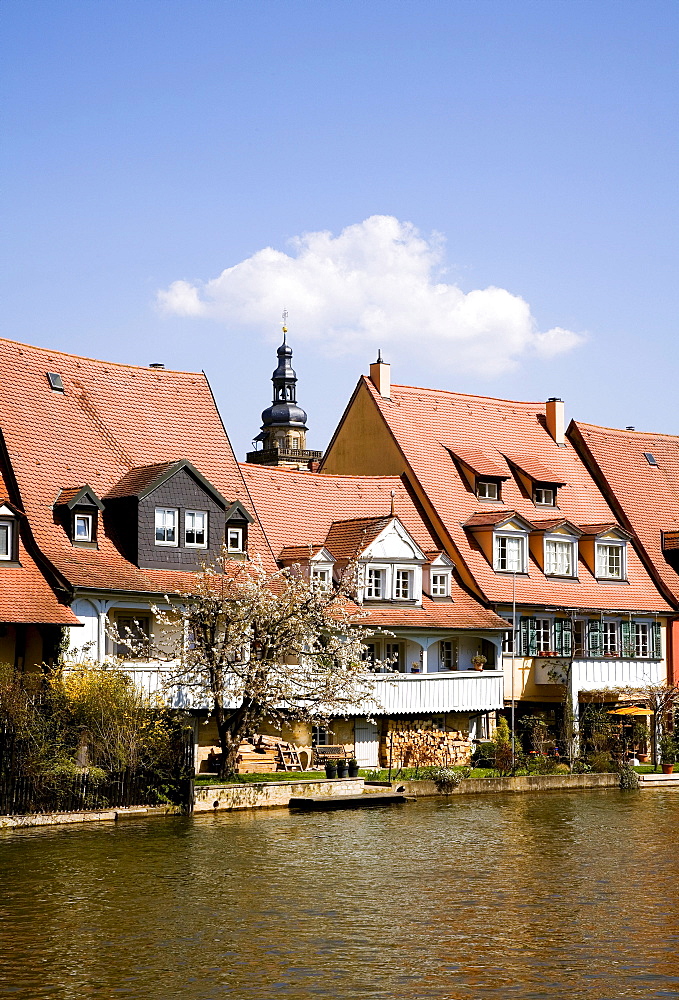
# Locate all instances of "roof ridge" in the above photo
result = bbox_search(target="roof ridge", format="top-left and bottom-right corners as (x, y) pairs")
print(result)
(574, 419), (679, 442)
(238, 462), (404, 484)
(364, 375), (543, 408)
(0, 335), (204, 377)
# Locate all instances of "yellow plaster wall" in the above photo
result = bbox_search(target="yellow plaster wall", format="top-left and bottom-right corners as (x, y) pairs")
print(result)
(503, 655), (563, 705)
(322, 381), (406, 476)
(323, 382), (483, 597)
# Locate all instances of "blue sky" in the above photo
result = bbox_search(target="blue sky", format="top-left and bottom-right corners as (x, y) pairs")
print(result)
(2, 0), (678, 459)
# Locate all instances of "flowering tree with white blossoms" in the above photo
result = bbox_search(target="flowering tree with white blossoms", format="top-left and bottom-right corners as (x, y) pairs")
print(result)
(111, 550), (378, 779)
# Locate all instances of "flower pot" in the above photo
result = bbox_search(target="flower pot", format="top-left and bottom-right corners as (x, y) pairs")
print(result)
(662, 763), (674, 774)
(324, 762), (337, 779)
(637, 753), (649, 763)
(472, 663), (484, 672)
(348, 763), (359, 778)
(336, 763), (349, 779)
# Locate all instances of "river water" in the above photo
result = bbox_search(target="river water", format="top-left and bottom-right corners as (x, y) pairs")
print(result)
(1, 789), (679, 1000)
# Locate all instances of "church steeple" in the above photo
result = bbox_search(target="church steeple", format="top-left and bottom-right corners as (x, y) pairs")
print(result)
(246, 315), (321, 469)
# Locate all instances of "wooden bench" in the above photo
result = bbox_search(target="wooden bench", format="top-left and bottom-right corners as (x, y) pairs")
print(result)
(313, 745), (348, 767)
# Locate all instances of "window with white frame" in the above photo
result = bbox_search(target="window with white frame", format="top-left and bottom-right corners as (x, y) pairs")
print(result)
(596, 542), (626, 580)
(545, 538), (575, 577)
(494, 534), (526, 573)
(535, 618), (552, 653)
(311, 567), (331, 591)
(74, 513), (93, 542)
(477, 480), (499, 500)
(0, 520), (13, 560)
(439, 639), (458, 671)
(365, 567), (384, 599)
(503, 619), (515, 653)
(226, 526), (243, 552)
(533, 487), (555, 506)
(634, 622), (650, 658)
(185, 510), (207, 547)
(602, 621), (618, 655)
(431, 572), (450, 597)
(394, 569), (412, 599)
(155, 508), (177, 545)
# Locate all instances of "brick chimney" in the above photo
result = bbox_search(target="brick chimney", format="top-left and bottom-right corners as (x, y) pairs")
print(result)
(369, 351), (391, 399)
(545, 397), (565, 446)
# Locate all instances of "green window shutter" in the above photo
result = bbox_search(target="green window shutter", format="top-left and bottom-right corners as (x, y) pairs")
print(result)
(520, 618), (530, 656)
(560, 619), (573, 657)
(653, 622), (662, 659)
(527, 617), (538, 656)
(554, 619), (563, 655)
(620, 619), (633, 658)
(588, 619), (603, 657)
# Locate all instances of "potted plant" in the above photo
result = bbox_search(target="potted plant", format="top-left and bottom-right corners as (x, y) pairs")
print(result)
(324, 761), (337, 779)
(336, 759), (349, 779)
(348, 758), (359, 778)
(471, 654), (487, 672)
(659, 733), (675, 774)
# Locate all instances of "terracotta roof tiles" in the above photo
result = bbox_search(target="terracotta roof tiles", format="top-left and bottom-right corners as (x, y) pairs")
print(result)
(356, 377), (671, 612)
(241, 463), (507, 630)
(0, 337), (273, 602)
(571, 421), (679, 603)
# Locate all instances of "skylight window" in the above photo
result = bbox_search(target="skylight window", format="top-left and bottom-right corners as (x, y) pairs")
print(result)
(644, 453), (658, 466)
(46, 372), (64, 392)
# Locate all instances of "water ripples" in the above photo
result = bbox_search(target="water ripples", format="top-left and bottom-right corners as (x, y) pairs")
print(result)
(1, 789), (679, 999)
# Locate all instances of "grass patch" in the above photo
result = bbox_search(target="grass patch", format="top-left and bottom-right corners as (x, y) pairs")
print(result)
(195, 770), (327, 785)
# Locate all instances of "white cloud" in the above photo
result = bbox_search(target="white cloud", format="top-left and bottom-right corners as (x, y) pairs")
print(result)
(157, 215), (584, 375)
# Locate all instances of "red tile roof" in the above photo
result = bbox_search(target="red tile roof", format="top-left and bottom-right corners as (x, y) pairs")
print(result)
(0, 466), (79, 624)
(324, 516), (393, 561)
(502, 453), (566, 485)
(240, 463), (508, 630)
(353, 378), (671, 612)
(448, 447), (509, 479)
(571, 421), (679, 604)
(0, 337), (274, 601)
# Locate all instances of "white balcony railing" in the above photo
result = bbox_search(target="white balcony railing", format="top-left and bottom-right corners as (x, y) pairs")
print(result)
(120, 663), (504, 716)
(342, 670), (504, 716)
(534, 657), (665, 691)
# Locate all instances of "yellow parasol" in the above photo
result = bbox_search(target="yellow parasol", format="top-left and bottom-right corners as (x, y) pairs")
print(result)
(606, 706), (653, 716)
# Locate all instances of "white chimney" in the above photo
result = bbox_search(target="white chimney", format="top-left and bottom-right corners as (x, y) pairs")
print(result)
(369, 351), (391, 399)
(545, 397), (565, 445)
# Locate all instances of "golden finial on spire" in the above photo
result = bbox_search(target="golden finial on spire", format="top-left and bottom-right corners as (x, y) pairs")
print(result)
(282, 309), (288, 339)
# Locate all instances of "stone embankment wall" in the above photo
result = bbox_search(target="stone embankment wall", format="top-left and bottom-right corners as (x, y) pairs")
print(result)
(391, 773), (619, 797)
(194, 777), (364, 812)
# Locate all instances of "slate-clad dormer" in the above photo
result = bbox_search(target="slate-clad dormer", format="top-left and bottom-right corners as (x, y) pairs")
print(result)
(104, 459), (253, 570)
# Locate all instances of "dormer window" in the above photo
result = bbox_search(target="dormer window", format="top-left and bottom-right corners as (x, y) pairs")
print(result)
(0, 513), (16, 561)
(155, 507), (178, 545)
(494, 534), (526, 573)
(596, 541), (626, 580)
(533, 487), (555, 506)
(74, 513), (93, 542)
(477, 480), (499, 500)
(365, 567), (384, 599)
(545, 537), (576, 577)
(227, 526), (243, 552)
(431, 573), (449, 597)
(394, 569), (412, 599)
(311, 567), (331, 591)
(185, 510), (207, 548)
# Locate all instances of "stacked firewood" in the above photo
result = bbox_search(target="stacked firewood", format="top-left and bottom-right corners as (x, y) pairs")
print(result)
(236, 734), (290, 773)
(383, 723), (472, 769)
